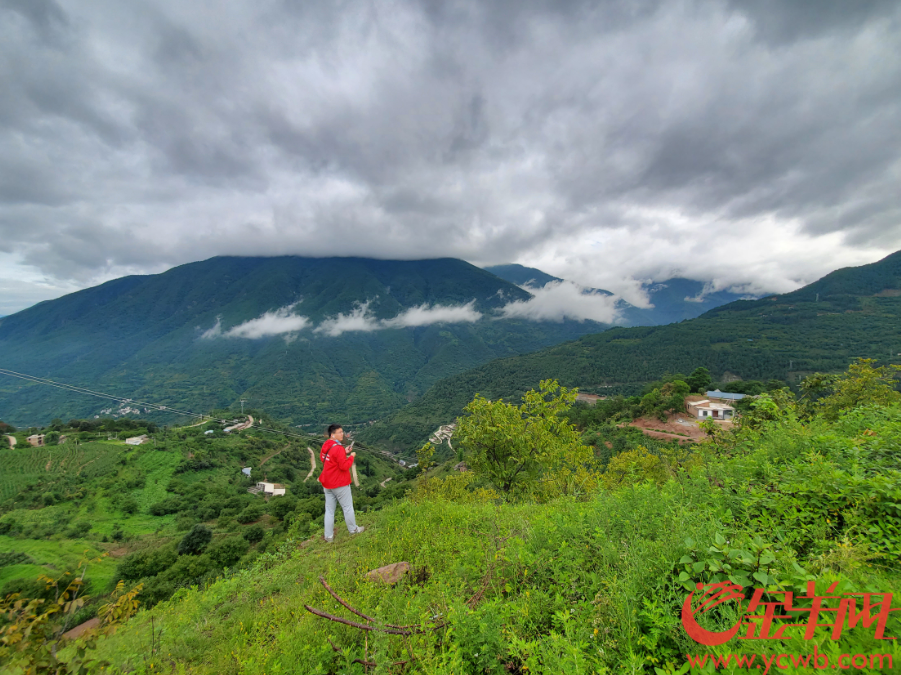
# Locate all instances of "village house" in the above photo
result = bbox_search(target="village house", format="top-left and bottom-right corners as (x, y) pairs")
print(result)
(125, 434), (149, 446)
(686, 399), (735, 421)
(27, 434), (45, 447)
(255, 481), (286, 497)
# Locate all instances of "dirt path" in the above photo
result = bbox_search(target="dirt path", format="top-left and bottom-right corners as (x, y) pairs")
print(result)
(46, 457), (52, 471)
(5, 435), (15, 449)
(380, 477), (392, 488)
(77, 457), (99, 475)
(225, 415), (254, 434)
(259, 444), (290, 467)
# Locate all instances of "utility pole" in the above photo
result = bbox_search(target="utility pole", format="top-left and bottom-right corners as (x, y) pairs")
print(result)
(240, 399), (247, 415)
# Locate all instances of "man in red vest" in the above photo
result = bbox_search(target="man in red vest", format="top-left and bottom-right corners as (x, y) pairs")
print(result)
(318, 424), (365, 542)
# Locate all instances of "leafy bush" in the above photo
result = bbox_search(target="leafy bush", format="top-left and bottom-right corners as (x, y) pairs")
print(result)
(208, 536), (249, 567)
(243, 524), (265, 544)
(116, 547), (177, 581)
(456, 379), (597, 500)
(236, 504), (263, 524)
(177, 524), (212, 555)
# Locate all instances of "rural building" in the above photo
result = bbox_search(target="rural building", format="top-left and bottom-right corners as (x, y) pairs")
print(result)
(576, 393), (605, 405)
(27, 434), (45, 447)
(256, 481), (286, 497)
(706, 390), (746, 401)
(125, 435), (149, 446)
(686, 399), (735, 421)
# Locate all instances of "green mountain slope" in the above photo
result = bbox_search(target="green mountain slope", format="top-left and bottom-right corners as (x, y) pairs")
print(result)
(362, 250), (901, 453)
(0, 257), (614, 428)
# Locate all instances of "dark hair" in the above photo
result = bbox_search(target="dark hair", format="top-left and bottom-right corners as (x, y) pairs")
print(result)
(327, 424), (343, 437)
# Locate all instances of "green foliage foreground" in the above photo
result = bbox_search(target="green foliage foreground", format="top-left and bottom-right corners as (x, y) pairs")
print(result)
(71, 396), (901, 674)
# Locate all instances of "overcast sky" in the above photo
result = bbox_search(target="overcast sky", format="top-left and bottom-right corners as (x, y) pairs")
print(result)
(1, 0), (900, 315)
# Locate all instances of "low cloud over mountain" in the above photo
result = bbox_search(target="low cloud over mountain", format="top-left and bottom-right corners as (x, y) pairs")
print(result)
(498, 281), (621, 324)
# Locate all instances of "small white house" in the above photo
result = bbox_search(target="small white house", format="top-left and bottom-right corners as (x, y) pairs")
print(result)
(686, 399), (735, 421)
(256, 481), (286, 497)
(125, 435), (149, 446)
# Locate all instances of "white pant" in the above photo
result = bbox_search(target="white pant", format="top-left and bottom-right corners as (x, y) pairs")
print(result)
(323, 485), (358, 539)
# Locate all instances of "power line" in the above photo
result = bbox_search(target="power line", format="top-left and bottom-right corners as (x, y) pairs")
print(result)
(0, 368), (201, 419)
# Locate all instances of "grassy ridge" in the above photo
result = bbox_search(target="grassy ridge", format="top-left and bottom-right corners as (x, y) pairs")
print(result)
(85, 401), (901, 673)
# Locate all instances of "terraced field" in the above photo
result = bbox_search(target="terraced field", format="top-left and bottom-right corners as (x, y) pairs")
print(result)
(133, 449), (181, 513)
(0, 441), (122, 503)
(0, 536), (117, 591)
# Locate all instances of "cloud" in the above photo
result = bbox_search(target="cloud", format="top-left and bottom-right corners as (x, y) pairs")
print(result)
(313, 302), (380, 337)
(202, 304), (310, 339)
(1, 0), (900, 313)
(314, 300), (483, 336)
(498, 281), (620, 323)
(382, 301), (481, 328)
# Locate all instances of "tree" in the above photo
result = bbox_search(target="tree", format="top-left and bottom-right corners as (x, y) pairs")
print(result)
(456, 379), (595, 500)
(243, 524), (265, 544)
(806, 358), (901, 421)
(177, 524), (212, 555)
(686, 367), (712, 394)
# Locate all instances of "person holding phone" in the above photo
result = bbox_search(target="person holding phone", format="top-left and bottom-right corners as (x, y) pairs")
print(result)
(318, 424), (364, 542)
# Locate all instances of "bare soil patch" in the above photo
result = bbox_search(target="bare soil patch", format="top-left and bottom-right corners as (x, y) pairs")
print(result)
(62, 617), (100, 640)
(627, 412), (732, 443)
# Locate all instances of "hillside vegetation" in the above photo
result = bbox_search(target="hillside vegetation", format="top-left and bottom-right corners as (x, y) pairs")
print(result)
(55, 362), (901, 674)
(0, 412), (416, 633)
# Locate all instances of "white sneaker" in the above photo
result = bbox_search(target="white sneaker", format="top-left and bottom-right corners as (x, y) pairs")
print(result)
(324, 536), (334, 543)
(353, 526), (365, 534)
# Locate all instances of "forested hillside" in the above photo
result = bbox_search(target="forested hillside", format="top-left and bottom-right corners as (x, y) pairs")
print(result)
(363, 250), (901, 453)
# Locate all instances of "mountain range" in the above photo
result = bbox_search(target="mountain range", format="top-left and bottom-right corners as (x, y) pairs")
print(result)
(0, 256), (634, 428)
(5, 252), (890, 437)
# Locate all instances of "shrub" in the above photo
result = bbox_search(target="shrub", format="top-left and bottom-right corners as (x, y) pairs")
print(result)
(177, 524), (212, 555)
(208, 536), (249, 567)
(243, 524), (265, 544)
(269, 496), (297, 521)
(116, 547), (177, 581)
(121, 496), (139, 515)
(236, 504), (263, 524)
(456, 379), (596, 500)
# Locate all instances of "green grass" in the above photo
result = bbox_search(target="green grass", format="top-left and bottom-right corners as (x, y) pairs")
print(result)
(132, 450), (181, 514)
(0, 535), (118, 591)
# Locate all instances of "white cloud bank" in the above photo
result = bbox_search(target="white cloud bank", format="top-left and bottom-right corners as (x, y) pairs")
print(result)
(315, 301), (483, 337)
(203, 301), (485, 339)
(384, 301), (481, 328)
(498, 281), (620, 324)
(314, 302), (380, 337)
(202, 304), (310, 339)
